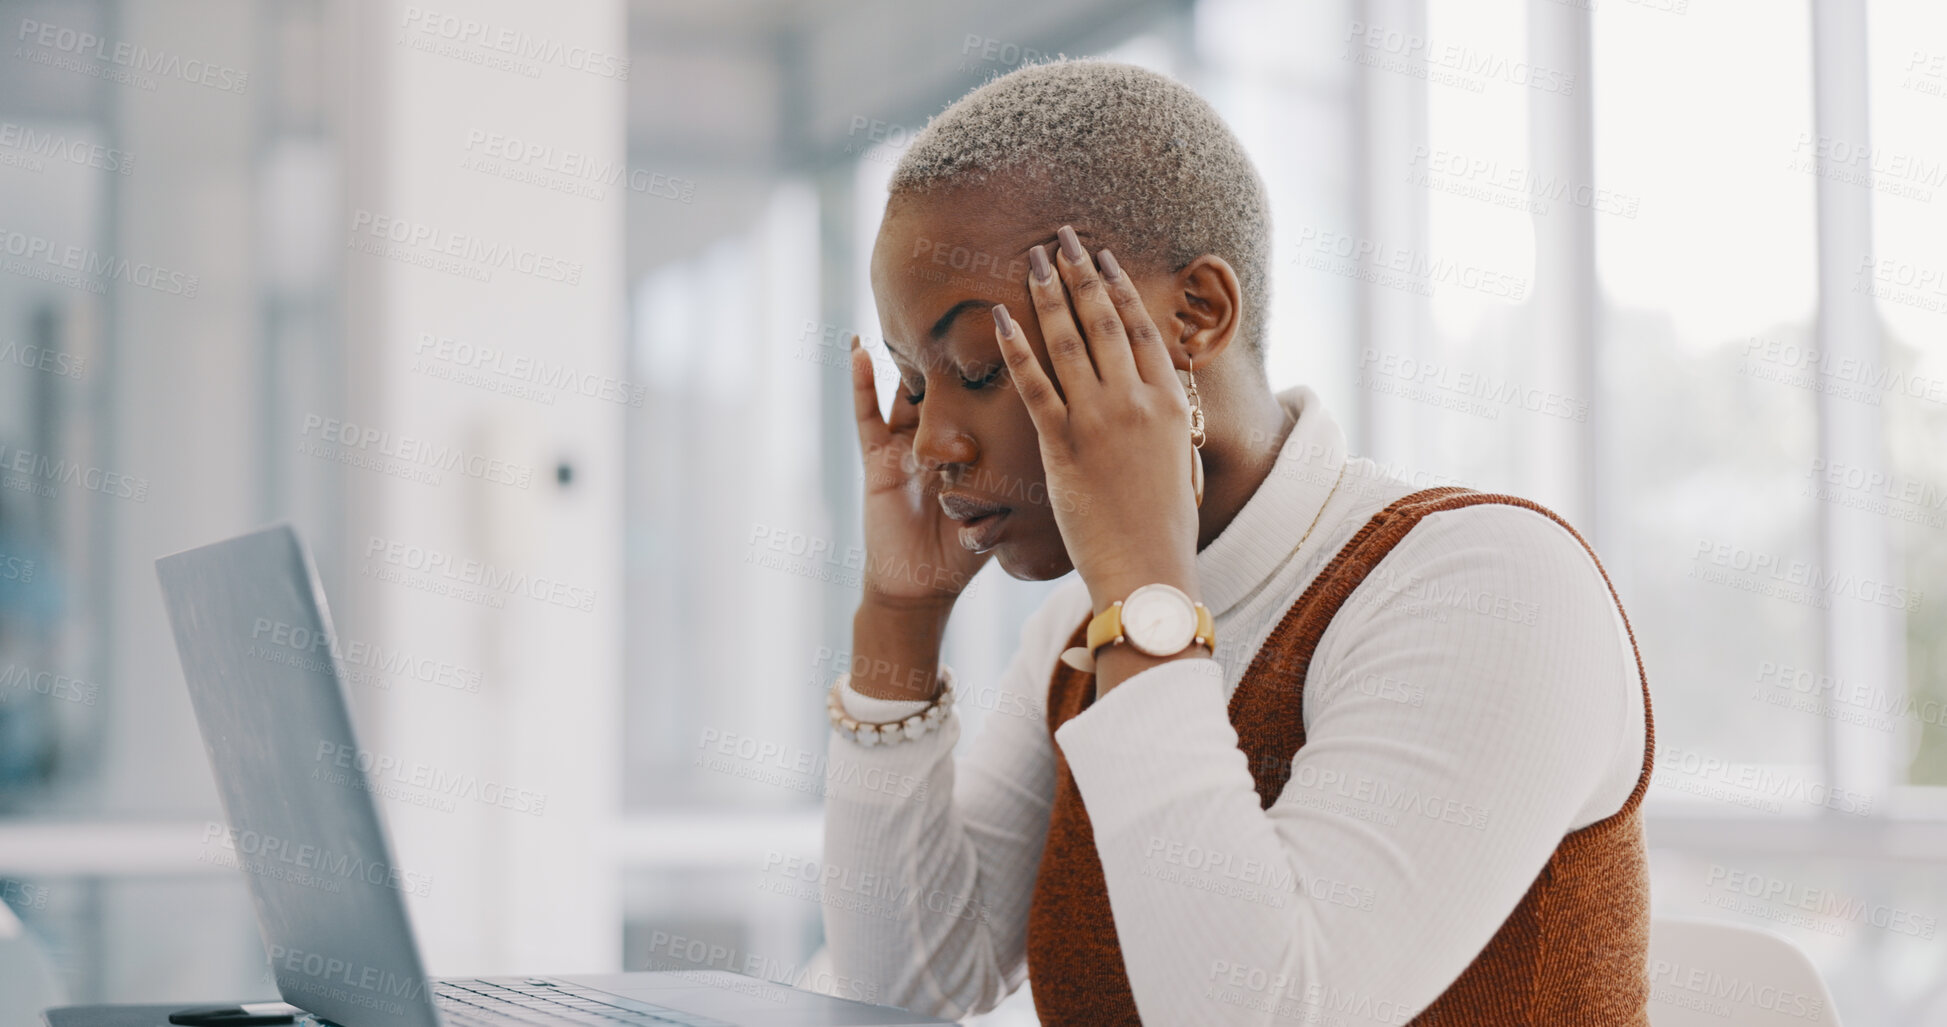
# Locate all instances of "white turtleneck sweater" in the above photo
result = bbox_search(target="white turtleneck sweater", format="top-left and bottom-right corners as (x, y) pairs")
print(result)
(819, 385), (1647, 1026)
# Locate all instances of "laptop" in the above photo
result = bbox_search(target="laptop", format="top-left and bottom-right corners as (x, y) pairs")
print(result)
(154, 525), (954, 1027)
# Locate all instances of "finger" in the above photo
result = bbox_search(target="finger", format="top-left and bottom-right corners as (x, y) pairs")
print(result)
(993, 302), (1064, 430)
(1025, 243), (1099, 396)
(848, 335), (891, 452)
(1054, 225), (1139, 386)
(1098, 248), (1176, 386)
(849, 337), (906, 489)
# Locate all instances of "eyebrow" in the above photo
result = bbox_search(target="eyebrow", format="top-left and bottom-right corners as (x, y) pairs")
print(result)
(929, 298), (991, 341)
(900, 232), (1069, 352)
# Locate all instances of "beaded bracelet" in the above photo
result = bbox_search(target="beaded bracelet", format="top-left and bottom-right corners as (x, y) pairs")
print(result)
(826, 664), (958, 747)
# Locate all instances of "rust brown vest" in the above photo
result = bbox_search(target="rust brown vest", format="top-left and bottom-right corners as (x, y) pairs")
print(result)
(1024, 489), (1656, 1025)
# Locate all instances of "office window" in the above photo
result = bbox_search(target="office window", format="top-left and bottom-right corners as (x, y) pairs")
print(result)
(0, 0), (343, 1004)
(1595, 2), (1946, 1020)
(625, 181), (823, 811)
(1868, 0), (1947, 787)
(1405, 0), (1542, 497)
(1594, 0), (1824, 781)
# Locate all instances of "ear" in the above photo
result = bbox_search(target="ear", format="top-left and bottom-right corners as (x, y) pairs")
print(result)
(1168, 254), (1242, 370)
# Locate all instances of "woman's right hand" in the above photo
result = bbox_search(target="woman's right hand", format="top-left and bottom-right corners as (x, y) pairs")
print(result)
(850, 335), (994, 606)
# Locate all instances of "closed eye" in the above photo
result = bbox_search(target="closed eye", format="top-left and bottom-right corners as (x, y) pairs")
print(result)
(962, 365), (1005, 390)
(905, 365), (1004, 404)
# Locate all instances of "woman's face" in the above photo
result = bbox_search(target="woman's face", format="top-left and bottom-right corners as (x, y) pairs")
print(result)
(867, 188), (1082, 581)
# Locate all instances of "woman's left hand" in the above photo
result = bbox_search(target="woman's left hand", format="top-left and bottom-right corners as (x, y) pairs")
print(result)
(994, 224), (1203, 614)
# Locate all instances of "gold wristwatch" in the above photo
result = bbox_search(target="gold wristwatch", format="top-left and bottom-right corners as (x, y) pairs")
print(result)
(1058, 583), (1214, 673)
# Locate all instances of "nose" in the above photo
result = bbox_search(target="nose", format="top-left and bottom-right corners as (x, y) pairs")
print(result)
(911, 405), (978, 479)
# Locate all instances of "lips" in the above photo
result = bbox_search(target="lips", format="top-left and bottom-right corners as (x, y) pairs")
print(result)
(939, 492), (1012, 553)
(938, 492), (1010, 523)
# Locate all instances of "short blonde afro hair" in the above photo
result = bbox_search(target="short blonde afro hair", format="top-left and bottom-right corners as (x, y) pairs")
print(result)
(890, 58), (1272, 371)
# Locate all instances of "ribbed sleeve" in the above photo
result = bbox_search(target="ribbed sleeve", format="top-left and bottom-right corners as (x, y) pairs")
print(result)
(819, 579), (1089, 1017)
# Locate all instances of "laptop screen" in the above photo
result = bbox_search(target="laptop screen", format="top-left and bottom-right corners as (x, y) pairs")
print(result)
(157, 525), (442, 1027)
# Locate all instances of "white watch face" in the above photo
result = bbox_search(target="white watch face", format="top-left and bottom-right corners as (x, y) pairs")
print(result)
(1121, 584), (1197, 656)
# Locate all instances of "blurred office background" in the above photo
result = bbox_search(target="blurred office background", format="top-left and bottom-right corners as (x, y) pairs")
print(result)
(0, 0), (1943, 1023)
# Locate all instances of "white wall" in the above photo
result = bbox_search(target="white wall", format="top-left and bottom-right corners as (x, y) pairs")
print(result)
(339, 0), (628, 976)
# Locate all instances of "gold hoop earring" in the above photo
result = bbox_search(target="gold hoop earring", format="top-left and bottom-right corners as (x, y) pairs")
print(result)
(1185, 357), (1206, 508)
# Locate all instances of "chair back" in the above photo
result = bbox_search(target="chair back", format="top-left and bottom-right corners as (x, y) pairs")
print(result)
(1647, 916), (1840, 1025)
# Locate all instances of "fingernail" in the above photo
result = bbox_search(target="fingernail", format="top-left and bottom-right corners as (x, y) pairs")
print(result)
(1057, 225), (1085, 264)
(992, 304), (1014, 337)
(850, 333), (860, 350)
(1098, 248), (1122, 281)
(1029, 245), (1053, 283)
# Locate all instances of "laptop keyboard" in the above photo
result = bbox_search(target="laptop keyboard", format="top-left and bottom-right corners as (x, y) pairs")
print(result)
(434, 979), (733, 1027)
